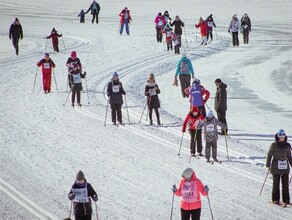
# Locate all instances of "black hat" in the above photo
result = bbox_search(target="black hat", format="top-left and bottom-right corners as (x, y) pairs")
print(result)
(215, 78), (222, 83)
(52, 28), (56, 32)
(76, 170), (85, 180)
(15, 17), (19, 22)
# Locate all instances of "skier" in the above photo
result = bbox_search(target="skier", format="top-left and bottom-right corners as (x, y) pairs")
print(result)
(214, 78), (228, 135)
(154, 12), (166, 43)
(228, 14), (240, 47)
(36, 53), (56, 94)
(78, 9), (87, 23)
(163, 10), (172, 23)
(66, 51), (82, 88)
(195, 17), (208, 46)
(163, 23), (174, 51)
(206, 14), (216, 42)
(197, 111), (226, 163)
(106, 72), (126, 125)
(46, 28), (62, 52)
(69, 63), (86, 107)
(144, 73), (161, 126)
(174, 53), (195, 98)
(172, 33), (180, 55)
(9, 17), (23, 55)
(119, 7), (132, 35)
(240, 13), (251, 44)
(86, 0), (100, 24)
(182, 106), (205, 156)
(170, 16), (184, 48)
(172, 167), (209, 220)
(266, 129), (292, 205)
(68, 170), (98, 220)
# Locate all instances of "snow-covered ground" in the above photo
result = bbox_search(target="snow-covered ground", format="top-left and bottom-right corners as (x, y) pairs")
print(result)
(0, 0), (292, 219)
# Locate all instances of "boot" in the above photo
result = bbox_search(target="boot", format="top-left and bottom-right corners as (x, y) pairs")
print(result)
(149, 120), (153, 125)
(157, 120), (161, 126)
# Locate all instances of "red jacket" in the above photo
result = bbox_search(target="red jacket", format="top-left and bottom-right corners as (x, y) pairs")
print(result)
(195, 21), (208, 36)
(175, 171), (208, 210)
(182, 112), (204, 132)
(119, 9), (132, 24)
(47, 32), (62, 46)
(37, 58), (55, 74)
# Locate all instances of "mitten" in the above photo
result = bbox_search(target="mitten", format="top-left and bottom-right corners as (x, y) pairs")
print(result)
(204, 185), (209, 192)
(172, 185), (177, 193)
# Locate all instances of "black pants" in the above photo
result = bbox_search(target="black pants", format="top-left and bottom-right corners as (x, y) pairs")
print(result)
(243, 29), (249, 44)
(179, 74), (191, 97)
(149, 108), (160, 122)
(12, 37), (20, 55)
(167, 42), (173, 50)
(177, 34), (182, 47)
(72, 90), (81, 104)
(75, 215), (91, 220)
(207, 29), (213, 41)
(189, 129), (202, 154)
(232, 32), (239, 46)
(111, 103), (122, 123)
(174, 45), (180, 54)
(217, 110), (227, 134)
(198, 106), (206, 118)
(272, 173), (290, 204)
(53, 45), (59, 52)
(181, 208), (201, 220)
(80, 17), (85, 23)
(92, 14), (99, 23)
(156, 27), (163, 42)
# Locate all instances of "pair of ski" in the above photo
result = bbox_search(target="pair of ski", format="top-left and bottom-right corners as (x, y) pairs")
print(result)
(269, 201), (291, 208)
(113, 123), (125, 127)
(191, 154), (222, 164)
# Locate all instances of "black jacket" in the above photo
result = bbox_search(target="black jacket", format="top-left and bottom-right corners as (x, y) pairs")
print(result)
(170, 20), (184, 35)
(9, 22), (23, 39)
(214, 82), (227, 112)
(145, 82), (161, 109)
(107, 80), (126, 105)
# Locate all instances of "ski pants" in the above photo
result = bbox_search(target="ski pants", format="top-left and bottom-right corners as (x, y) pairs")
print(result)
(92, 13), (99, 24)
(42, 72), (52, 92)
(149, 107), (160, 123)
(120, 19), (129, 35)
(111, 103), (122, 123)
(189, 129), (202, 154)
(72, 90), (81, 104)
(217, 110), (227, 134)
(272, 173), (290, 204)
(207, 28), (213, 41)
(12, 37), (20, 54)
(174, 45), (180, 54)
(181, 208), (201, 220)
(205, 141), (218, 160)
(198, 105), (206, 118)
(53, 45), (59, 52)
(75, 214), (92, 220)
(179, 74), (191, 97)
(232, 31), (239, 46)
(201, 36), (207, 45)
(242, 29), (249, 44)
(156, 27), (163, 42)
(177, 34), (182, 47)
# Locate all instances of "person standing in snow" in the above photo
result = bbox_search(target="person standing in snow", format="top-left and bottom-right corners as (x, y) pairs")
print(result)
(172, 167), (209, 220)
(106, 72), (126, 125)
(206, 14), (216, 42)
(174, 53), (194, 98)
(144, 73), (161, 126)
(170, 16), (184, 48)
(182, 106), (205, 156)
(163, 23), (174, 51)
(195, 17), (208, 46)
(66, 51), (82, 89)
(154, 12), (166, 43)
(69, 63), (86, 107)
(119, 7), (132, 35)
(46, 28), (62, 52)
(197, 111), (226, 163)
(266, 129), (292, 205)
(9, 17), (23, 55)
(37, 53), (55, 94)
(214, 78), (228, 135)
(86, 0), (100, 24)
(78, 9), (87, 23)
(228, 14), (240, 47)
(68, 171), (98, 220)
(240, 13), (251, 44)
(163, 10), (172, 23)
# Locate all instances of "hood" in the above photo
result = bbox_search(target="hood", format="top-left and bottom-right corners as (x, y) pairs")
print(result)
(219, 82), (227, 89)
(180, 57), (188, 62)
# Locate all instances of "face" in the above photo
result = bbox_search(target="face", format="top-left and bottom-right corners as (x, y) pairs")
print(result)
(44, 56), (49, 60)
(77, 179), (85, 184)
(192, 111), (199, 116)
(278, 136), (285, 142)
(215, 82), (220, 87)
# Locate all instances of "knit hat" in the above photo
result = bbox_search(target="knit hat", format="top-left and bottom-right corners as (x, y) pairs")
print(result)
(182, 53), (186, 58)
(192, 78), (200, 85)
(215, 78), (222, 83)
(71, 51), (77, 58)
(15, 17), (19, 22)
(158, 12), (162, 16)
(233, 14), (237, 18)
(52, 28), (56, 32)
(45, 53), (49, 57)
(207, 111), (214, 118)
(182, 168), (193, 180)
(199, 17), (203, 22)
(191, 106), (199, 113)
(76, 170), (85, 180)
(112, 72), (119, 79)
(277, 129), (286, 137)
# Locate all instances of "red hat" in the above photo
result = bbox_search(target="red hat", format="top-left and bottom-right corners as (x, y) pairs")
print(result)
(191, 106), (199, 113)
(71, 51), (77, 58)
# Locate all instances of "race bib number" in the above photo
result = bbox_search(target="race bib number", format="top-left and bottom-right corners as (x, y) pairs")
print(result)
(44, 63), (50, 69)
(208, 21), (213, 27)
(206, 124), (215, 132)
(112, 85), (119, 93)
(72, 74), (81, 84)
(158, 21), (163, 27)
(149, 88), (156, 96)
(278, 160), (288, 170)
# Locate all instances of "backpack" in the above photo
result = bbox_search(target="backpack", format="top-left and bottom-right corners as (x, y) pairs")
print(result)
(180, 60), (189, 73)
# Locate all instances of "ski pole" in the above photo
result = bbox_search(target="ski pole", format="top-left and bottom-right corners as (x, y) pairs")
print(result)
(61, 36), (66, 50)
(189, 129), (198, 163)
(205, 103), (211, 111)
(95, 201), (99, 220)
(104, 100), (109, 126)
(170, 190), (175, 220)
(259, 170), (270, 196)
(224, 129), (229, 159)
(63, 89), (71, 106)
(177, 133), (184, 156)
(45, 38), (47, 52)
(124, 94), (130, 124)
(33, 67), (39, 92)
(289, 174), (292, 187)
(84, 72), (90, 105)
(195, 28), (198, 42)
(52, 69), (58, 91)
(139, 101), (147, 123)
(145, 96), (151, 121)
(183, 26), (188, 48)
(64, 201), (72, 220)
(207, 194), (215, 220)
(215, 27), (218, 40)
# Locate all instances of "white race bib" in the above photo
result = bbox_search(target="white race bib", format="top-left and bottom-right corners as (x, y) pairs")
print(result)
(278, 160), (288, 170)
(149, 88), (156, 96)
(158, 21), (163, 26)
(112, 85), (120, 93)
(44, 63), (50, 69)
(72, 186), (89, 203)
(72, 74), (81, 84)
(206, 124), (215, 132)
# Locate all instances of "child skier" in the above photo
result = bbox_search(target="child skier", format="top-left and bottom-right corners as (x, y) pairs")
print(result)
(163, 23), (173, 51)
(36, 53), (55, 94)
(144, 73), (161, 126)
(195, 17), (208, 46)
(46, 28), (62, 52)
(106, 72), (126, 125)
(172, 33), (180, 54)
(78, 9), (86, 23)
(69, 63), (86, 107)
(154, 12), (166, 43)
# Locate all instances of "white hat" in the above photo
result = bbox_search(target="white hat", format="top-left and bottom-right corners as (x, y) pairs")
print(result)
(182, 168), (193, 179)
(207, 111), (214, 117)
(182, 53), (186, 58)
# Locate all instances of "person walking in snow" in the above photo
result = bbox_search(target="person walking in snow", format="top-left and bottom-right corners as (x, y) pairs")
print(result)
(154, 12), (166, 43)
(172, 167), (209, 220)
(46, 28), (62, 52)
(144, 73), (161, 126)
(240, 13), (251, 44)
(228, 14), (240, 47)
(37, 53), (55, 94)
(9, 17), (23, 55)
(163, 10), (172, 23)
(86, 0), (100, 24)
(163, 23), (174, 51)
(195, 17), (208, 46)
(266, 129), (292, 205)
(182, 106), (205, 156)
(214, 78), (228, 135)
(119, 7), (132, 35)
(197, 111), (226, 163)
(106, 72), (126, 125)
(66, 51), (82, 88)
(78, 9), (87, 23)
(170, 16), (184, 48)
(174, 53), (194, 98)
(68, 170), (98, 220)
(206, 14), (216, 42)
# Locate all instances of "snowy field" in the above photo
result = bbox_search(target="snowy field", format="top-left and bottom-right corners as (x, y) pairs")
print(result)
(0, 0), (292, 219)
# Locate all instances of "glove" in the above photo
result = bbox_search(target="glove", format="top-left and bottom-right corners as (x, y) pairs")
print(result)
(83, 71), (87, 77)
(228, 29), (230, 33)
(123, 91), (126, 95)
(92, 195), (98, 202)
(249, 29), (251, 32)
(204, 185), (209, 193)
(69, 193), (75, 200)
(182, 129), (186, 133)
(9, 36), (11, 40)
(172, 185), (177, 193)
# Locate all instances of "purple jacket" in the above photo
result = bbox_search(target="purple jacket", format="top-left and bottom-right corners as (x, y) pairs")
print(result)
(190, 83), (203, 106)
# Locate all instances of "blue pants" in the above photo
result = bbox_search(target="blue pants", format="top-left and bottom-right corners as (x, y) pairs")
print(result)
(120, 19), (129, 35)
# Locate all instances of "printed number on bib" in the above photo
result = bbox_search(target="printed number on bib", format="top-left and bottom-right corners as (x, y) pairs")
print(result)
(206, 124), (215, 132)
(44, 63), (50, 69)
(150, 89), (156, 96)
(112, 85), (120, 93)
(278, 160), (288, 170)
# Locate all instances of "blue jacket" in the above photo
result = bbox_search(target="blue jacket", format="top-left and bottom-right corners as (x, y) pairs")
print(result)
(175, 57), (194, 77)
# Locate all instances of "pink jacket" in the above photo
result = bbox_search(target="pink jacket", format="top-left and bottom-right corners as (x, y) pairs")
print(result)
(155, 15), (166, 28)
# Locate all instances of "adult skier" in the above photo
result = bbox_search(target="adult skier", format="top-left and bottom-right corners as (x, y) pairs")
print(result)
(240, 13), (251, 44)
(170, 16), (184, 47)
(163, 10), (172, 23)
(266, 129), (292, 205)
(154, 12), (166, 43)
(119, 7), (132, 35)
(68, 171), (98, 220)
(86, 0), (100, 24)
(37, 53), (56, 94)
(172, 167), (209, 220)
(206, 14), (216, 42)
(195, 17), (208, 46)
(228, 14), (240, 47)
(66, 51), (82, 88)
(9, 17), (23, 55)
(46, 28), (62, 52)
(69, 63), (86, 107)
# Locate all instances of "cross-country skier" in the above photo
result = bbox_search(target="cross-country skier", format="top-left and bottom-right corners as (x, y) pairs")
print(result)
(206, 14), (216, 42)
(66, 51), (82, 88)
(228, 14), (240, 47)
(163, 10), (172, 23)
(37, 53), (55, 94)
(170, 16), (184, 48)
(119, 7), (132, 35)
(195, 17), (208, 46)
(86, 0), (100, 24)
(68, 171), (98, 220)
(266, 129), (292, 205)
(69, 63), (86, 107)
(172, 167), (209, 220)
(46, 28), (62, 52)
(163, 23), (174, 51)
(240, 13), (251, 44)
(154, 12), (166, 43)
(9, 17), (23, 55)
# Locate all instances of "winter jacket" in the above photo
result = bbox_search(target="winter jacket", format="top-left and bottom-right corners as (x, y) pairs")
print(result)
(107, 80), (126, 105)
(214, 82), (227, 112)
(155, 15), (166, 29)
(86, 1), (100, 15)
(175, 57), (194, 77)
(195, 21), (208, 36)
(229, 18), (240, 32)
(197, 116), (226, 143)
(175, 171), (207, 210)
(47, 32), (62, 46)
(37, 58), (55, 74)
(145, 82), (160, 109)
(119, 9), (132, 24)
(182, 112), (205, 132)
(69, 68), (85, 91)
(266, 135), (292, 175)
(186, 84), (210, 107)
(9, 22), (23, 39)
(170, 20), (184, 35)
(206, 15), (216, 29)
(66, 57), (82, 72)
(68, 180), (97, 217)
(163, 28), (174, 43)
(240, 17), (251, 31)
